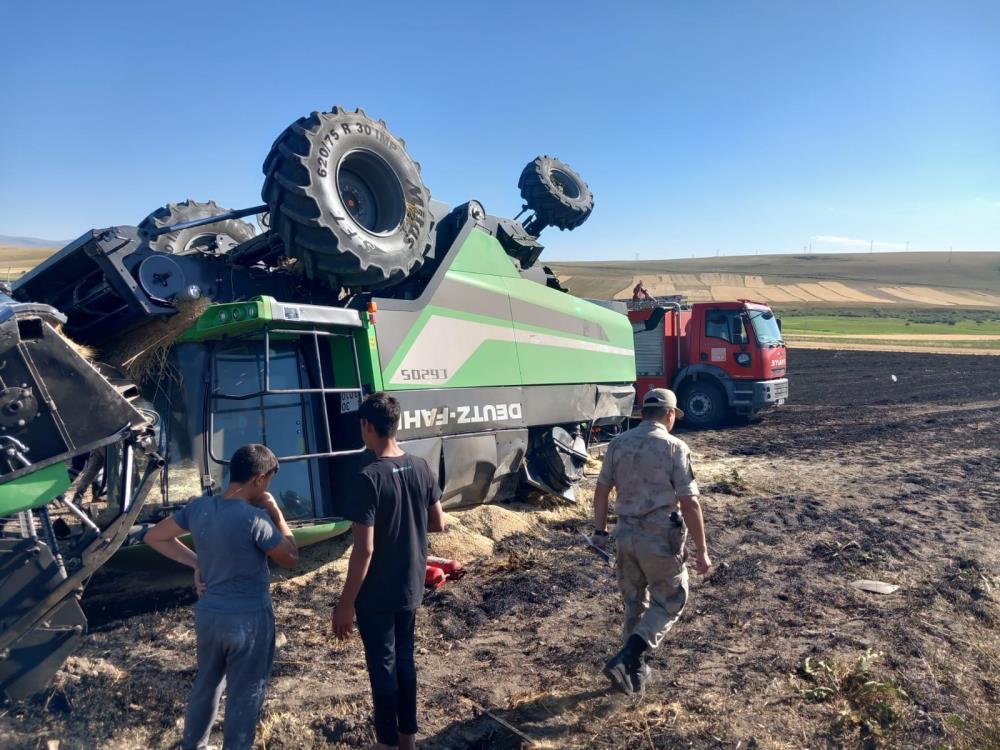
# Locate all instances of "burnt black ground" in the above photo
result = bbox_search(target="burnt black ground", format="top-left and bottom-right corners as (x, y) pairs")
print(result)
(1, 349), (998, 750)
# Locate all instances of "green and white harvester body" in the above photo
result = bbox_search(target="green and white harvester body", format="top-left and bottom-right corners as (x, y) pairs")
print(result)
(0, 106), (635, 700)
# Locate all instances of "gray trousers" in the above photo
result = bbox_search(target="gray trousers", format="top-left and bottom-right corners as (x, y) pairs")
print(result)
(182, 606), (276, 750)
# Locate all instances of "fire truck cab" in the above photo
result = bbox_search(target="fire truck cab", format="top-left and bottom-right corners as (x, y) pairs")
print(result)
(628, 296), (789, 428)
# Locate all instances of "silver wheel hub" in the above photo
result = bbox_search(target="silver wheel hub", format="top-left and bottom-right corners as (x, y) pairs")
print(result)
(688, 393), (713, 416)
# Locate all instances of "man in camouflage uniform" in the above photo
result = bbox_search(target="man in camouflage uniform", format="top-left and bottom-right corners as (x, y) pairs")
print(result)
(591, 388), (712, 694)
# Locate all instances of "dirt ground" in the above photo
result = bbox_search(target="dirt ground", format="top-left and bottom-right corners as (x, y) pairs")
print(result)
(2, 349), (999, 750)
(787, 340), (1000, 356)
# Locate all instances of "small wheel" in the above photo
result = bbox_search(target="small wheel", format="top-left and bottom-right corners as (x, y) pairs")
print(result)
(518, 156), (593, 233)
(680, 382), (728, 429)
(138, 199), (256, 254)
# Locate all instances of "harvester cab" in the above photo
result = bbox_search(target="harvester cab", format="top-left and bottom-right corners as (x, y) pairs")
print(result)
(1, 106), (635, 699)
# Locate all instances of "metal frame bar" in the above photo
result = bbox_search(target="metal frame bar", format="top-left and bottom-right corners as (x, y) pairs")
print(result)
(37, 506), (67, 579)
(17, 510), (36, 540)
(145, 204), (268, 238)
(1, 426), (132, 485)
(0, 448), (163, 652)
(56, 496), (100, 534)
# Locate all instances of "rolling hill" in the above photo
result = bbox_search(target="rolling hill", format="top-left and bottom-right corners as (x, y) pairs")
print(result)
(548, 251), (1000, 309)
(2, 243), (999, 312)
(0, 234), (67, 248)
(0, 245), (59, 280)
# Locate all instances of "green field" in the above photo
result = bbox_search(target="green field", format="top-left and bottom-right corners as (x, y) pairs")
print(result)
(781, 315), (1000, 336)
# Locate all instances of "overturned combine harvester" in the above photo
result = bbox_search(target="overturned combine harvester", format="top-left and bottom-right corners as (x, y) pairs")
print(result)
(0, 106), (635, 699)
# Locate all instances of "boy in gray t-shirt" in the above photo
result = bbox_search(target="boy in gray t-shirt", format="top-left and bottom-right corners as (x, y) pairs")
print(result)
(145, 444), (299, 750)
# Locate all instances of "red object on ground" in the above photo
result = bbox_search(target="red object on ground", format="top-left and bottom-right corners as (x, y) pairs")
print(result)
(425, 564), (447, 590)
(427, 556), (466, 580)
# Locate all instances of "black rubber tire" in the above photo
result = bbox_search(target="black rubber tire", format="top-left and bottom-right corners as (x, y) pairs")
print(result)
(530, 426), (585, 491)
(680, 381), (728, 429)
(138, 199), (256, 254)
(261, 106), (435, 291)
(518, 156), (594, 231)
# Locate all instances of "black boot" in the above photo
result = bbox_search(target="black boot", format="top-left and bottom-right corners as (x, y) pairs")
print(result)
(603, 635), (647, 695)
(629, 660), (652, 694)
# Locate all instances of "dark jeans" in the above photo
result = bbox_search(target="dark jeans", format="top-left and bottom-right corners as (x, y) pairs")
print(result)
(356, 606), (418, 746)
(181, 606), (275, 750)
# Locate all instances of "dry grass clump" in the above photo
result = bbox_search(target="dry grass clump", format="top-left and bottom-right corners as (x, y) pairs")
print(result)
(942, 713), (1000, 750)
(598, 700), (692, 746)
(428, 516), (496, 560)
(52, 323), (97, 360)
(101, 298), (209, 382)
(791, 650), (912, 747)
(458, 504), (540, 542)
(520, 695), (706, 750)
(707, 467), (750, 496)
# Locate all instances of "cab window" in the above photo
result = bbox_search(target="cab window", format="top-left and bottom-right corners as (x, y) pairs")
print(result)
(210, 340), (320, 520)
(705, 310), (748, 345)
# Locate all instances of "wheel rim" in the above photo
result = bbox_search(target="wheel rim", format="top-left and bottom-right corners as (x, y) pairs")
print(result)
(336, 149), (406, 236)
(550, 168), (582, 199)
(183, 232), (224, 253)
(688, 391), (715, 419)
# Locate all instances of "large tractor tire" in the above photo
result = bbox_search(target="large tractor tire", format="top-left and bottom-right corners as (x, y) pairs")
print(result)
(680, 381), (728, 429)
(518, 156), (593, 232)
(262, 106), (435, 291)
(138, 199), (257, 254)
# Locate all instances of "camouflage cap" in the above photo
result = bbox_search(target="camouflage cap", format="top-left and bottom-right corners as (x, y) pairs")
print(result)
(642, 388), (685, 419)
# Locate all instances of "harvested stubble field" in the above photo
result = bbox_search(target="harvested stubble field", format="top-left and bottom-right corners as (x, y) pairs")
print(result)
(2, 349), (999, 750)
(548, 252), (1000, 308)
(0, 246), (56, 279)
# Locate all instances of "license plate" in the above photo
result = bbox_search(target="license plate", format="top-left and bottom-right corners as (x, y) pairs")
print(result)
(340, 392), (360, 413)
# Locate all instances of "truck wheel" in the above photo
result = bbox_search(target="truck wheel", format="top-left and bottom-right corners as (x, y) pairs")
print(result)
(138, 199), (257, 254)
(680, 382), (728, 429)
(518, 156), (593, 232)
(262, 106), (435, 291)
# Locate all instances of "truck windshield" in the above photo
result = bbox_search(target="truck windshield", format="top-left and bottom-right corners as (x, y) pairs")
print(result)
(747, 310), (783, 345)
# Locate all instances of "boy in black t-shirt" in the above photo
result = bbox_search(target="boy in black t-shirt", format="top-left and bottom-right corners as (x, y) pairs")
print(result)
(333, 393), (445, 750)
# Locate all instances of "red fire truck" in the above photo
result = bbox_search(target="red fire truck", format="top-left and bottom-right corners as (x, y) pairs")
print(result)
(625, 295), (789, 428)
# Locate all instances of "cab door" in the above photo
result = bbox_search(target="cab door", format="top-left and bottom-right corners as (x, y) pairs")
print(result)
(701, 307), (748, 377)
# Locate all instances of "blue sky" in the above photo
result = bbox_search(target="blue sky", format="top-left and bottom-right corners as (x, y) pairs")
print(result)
(1, 1), (997, 261)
